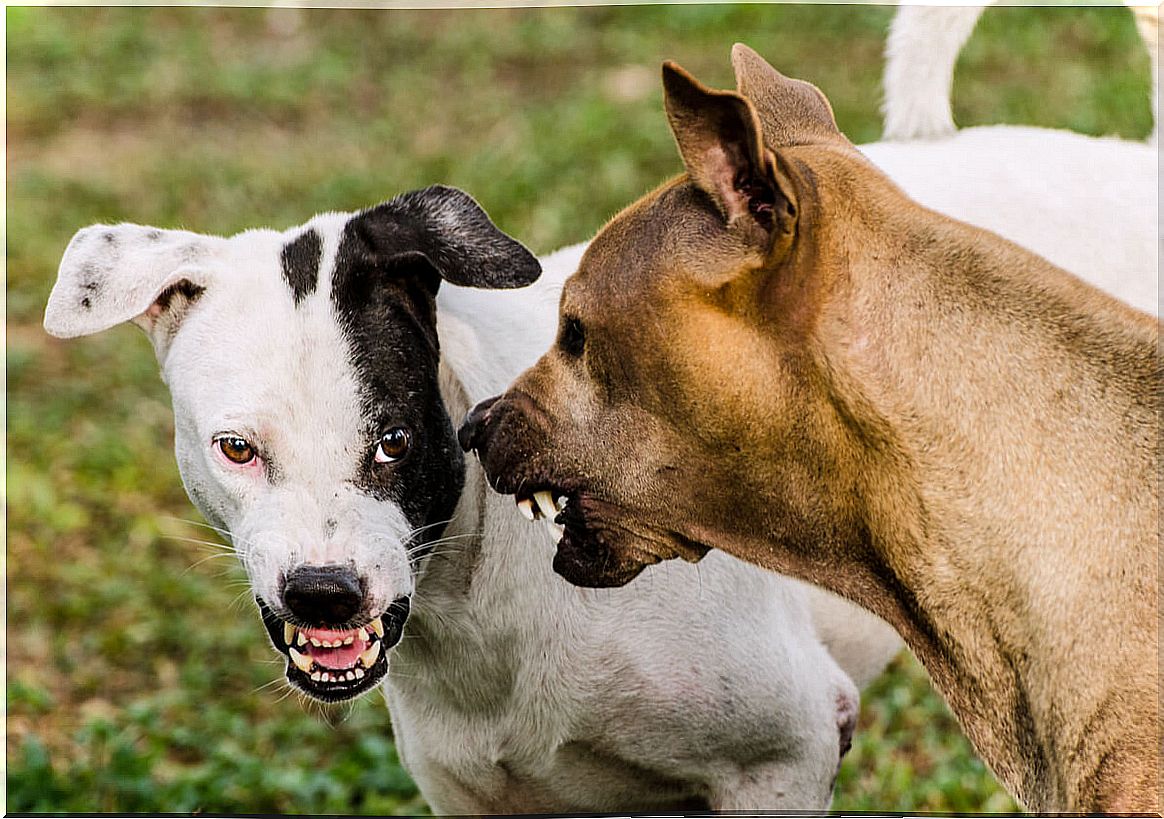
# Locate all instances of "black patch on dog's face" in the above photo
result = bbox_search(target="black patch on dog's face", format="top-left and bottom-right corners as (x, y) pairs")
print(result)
(327, 186), (539, 552)
(330, 213), (464, 549)
(282, 229), (322, 305)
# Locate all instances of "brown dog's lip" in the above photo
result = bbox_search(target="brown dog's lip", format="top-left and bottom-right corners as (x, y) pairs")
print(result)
(544, 491), (712, 587)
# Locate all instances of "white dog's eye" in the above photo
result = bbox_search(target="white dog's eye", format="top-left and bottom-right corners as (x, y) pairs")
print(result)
(215, 434), (257, 465)
(374, 427), (411, 464)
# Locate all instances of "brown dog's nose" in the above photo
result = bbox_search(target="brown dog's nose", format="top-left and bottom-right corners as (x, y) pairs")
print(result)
(458, 395), (500, 453)
(283, 565), (365, 625)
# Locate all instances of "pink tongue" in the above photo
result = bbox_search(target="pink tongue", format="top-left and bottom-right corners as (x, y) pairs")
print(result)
(301, 627), (369, 670)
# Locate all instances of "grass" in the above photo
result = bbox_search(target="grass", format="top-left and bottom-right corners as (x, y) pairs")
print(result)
(6, 5), (1152, 814)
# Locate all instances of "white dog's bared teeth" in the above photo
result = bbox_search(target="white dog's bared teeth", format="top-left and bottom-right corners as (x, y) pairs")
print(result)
(516, 497), (537, 521)
(310, 637), (323, 647)
(370, 618), (385, 639)
(283, 622), (296, 646)
(360, 640), (382, 669)
(354, 667), (365, 679)
(289, 647), (313, 673)
(533, 491), (557, 520)
(357, 627), (369, 642)
(343, 635), (354, 646)
(297, 631), (307, 647)
(310, 671), (322, 682)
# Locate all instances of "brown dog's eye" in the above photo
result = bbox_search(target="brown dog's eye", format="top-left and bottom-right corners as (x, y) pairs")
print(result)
(216, 435), (256, 465)
(375, 427), (411, 464)
(560, 316), (585, 358)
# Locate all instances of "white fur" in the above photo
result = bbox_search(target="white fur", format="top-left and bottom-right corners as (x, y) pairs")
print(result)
(883, 5), (1158, 144)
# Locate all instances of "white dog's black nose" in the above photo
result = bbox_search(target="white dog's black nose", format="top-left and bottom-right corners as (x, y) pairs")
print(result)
(283, 564), (365, 625)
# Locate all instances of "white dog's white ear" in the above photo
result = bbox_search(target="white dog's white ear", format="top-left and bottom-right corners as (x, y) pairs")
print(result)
(44, 223), (220, 356)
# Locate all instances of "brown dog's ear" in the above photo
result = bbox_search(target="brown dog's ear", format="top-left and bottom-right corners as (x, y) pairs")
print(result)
(730, 43), (844, 147)
(663, 61), (795, 241)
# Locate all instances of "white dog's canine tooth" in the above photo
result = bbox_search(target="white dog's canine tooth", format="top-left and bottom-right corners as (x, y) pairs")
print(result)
(360, 640), (382, 668)
(370, 618), (385, 639)
(533, 491), (556, 520)
(283, 622), (296, 646)
(289, 647), (313, 673)
(516, 497), (536, 521)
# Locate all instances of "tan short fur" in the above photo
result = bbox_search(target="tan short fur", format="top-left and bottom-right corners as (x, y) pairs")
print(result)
(462, 46), (1161, 812)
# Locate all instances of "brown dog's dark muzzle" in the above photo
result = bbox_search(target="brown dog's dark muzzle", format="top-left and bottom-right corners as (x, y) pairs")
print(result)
(552, 527), (651, 588)
(458, 391), (548, 497)
(457, 394), (499, 454)
(461, 393), (675, 589)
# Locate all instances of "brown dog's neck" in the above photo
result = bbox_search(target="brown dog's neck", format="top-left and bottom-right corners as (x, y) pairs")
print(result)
(781, 178), (1160, 810)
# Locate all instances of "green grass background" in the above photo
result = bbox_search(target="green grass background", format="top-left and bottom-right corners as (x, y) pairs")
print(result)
(6, 4), (1153, 813)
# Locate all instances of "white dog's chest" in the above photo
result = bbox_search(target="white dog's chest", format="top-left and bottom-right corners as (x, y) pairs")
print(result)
(384, 687), (707, 813)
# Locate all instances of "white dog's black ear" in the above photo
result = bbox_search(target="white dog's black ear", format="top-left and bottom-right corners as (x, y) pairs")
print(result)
(345, 185), (541, 292)
(44, 223), (220, 356)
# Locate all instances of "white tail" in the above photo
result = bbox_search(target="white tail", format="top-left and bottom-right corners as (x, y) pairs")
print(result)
(882, 4), (1159, 144)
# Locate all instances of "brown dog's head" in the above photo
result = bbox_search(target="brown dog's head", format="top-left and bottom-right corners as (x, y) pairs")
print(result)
(461, 46), (883, 588)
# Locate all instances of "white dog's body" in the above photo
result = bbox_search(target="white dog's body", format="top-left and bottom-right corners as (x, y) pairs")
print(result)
(44, 11), (1157, 813)
(883, 4), (1158, 144)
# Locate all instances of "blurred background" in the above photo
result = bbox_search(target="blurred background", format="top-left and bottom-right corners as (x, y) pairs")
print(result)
(6, 4), (1153, 813)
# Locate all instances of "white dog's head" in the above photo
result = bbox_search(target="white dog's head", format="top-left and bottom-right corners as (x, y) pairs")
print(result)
(45, 186), (540, 702)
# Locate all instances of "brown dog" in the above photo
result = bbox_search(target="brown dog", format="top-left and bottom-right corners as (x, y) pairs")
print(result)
(459, 46), (1161, 812)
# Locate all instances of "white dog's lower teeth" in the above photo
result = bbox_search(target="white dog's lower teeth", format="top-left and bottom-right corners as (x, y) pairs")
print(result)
(533, 491), (557, 520)
(289, 646), (314, 673)
(360, 640), (382, 669)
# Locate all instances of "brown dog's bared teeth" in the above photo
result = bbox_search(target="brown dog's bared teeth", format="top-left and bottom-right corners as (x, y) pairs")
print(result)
(516, 497), (537, 521)
(533, 491), (557, 520)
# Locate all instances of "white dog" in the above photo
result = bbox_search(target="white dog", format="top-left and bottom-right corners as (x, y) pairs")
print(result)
(883, 4), (1158, 145)
(42, 11), (1156, 814)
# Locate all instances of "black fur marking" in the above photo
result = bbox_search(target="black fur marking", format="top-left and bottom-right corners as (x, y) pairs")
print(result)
(281, 229), (322, 306)
(79, 265), (104, 309)
(154, 280), (206, 312)
(327, 186), (539, 551)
